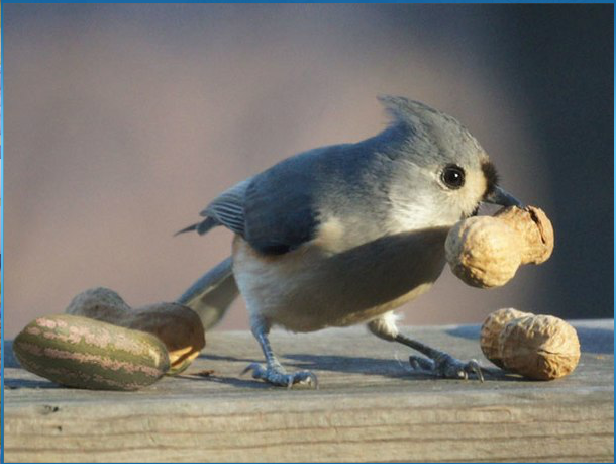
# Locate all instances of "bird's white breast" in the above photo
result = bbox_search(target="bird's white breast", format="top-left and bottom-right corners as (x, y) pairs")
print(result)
(232, 225), (449, 332)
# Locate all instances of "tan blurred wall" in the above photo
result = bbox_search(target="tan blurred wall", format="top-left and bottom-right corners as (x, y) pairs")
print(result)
(4, 4), (562, 338)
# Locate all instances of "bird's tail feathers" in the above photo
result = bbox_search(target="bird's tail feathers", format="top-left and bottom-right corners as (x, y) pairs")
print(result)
(177, 257), (239, 330)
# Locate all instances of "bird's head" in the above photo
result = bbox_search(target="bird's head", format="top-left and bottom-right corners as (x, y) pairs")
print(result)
(378, 96), (522, 230)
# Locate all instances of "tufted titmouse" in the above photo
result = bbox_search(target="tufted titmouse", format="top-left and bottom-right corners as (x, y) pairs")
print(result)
(177, 96), (522, 387)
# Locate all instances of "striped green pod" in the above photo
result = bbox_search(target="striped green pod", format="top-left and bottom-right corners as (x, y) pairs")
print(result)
(14, 314), (171, 391)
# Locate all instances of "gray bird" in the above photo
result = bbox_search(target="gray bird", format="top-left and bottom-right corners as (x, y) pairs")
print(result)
(177, 96), (522, 387)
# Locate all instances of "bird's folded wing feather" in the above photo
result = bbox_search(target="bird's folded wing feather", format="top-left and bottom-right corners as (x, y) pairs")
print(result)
(242, 164), (320, 255)
(199, 178), (252, 236)
(195, 163), (321, 255)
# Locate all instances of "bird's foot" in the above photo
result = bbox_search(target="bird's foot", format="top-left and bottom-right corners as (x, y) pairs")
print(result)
(409, 353), (485, 382)
(241, 363), (318, 389)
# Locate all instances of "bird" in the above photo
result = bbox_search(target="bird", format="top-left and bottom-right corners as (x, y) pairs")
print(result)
(176, 96), (522, 388)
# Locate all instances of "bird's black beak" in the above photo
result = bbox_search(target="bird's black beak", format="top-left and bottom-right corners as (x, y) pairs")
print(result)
(483, 186), (523, 208)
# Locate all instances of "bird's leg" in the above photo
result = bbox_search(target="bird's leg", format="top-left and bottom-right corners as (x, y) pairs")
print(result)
(367, 312), (485, 381)
(241, 316), (318, 388)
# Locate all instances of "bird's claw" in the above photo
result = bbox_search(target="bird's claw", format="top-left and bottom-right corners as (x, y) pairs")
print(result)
(241, 362), (319, 389)
(409, 354), (485, 382)
(463, 359), (485, 382)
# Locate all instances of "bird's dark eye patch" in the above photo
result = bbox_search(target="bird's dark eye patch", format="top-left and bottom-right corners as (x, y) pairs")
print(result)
(441, 164), (466, 189)
(481, 161), (499, 197)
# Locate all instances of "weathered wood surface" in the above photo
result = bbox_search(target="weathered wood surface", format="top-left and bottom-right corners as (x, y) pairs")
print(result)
(4, 319), (614, 463)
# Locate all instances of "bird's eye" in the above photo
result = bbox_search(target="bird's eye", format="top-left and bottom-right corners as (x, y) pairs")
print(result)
(441, 165), (466, 189)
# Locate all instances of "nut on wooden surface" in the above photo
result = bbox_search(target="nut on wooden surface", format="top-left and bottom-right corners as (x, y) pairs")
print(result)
(495, 205), (554, 265)
(14, 314), (171, 391)
(445, 216), (523, 288)
(129, 303), (205, 374)
(480, 308), (532, 368)
(498, 314), (581, 380)
(66, 288), (205, 375)
(66, 287), (131, 315)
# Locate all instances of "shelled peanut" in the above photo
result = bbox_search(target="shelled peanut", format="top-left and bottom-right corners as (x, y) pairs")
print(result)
(445, 206), (554, 288)
(480, 308), (581, 380)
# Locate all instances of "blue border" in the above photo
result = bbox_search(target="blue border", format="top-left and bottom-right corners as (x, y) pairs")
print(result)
(0, 0), (615, 3)
(1, 1), (5, 459)
(1, 1), (4, 459)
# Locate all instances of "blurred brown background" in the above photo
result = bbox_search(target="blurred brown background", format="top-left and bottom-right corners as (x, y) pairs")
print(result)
(4, 4), (613, 338)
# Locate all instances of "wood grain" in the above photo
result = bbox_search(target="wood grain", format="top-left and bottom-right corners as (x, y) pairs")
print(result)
(4, 320), (614, 462)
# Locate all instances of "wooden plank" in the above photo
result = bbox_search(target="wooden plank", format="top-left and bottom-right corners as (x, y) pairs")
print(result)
(4, 320), (614, 463)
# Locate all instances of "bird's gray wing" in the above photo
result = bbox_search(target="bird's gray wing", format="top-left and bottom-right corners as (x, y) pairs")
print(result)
(179, 144), (375, 254)
(177, 162), (320, 256)
(242, 159), (320, 255)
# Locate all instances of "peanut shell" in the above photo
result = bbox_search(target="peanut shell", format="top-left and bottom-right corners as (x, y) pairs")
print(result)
(498, 314), (580, 380)
(494, 206), (554, 265)
(480, 308), (532, 368)
(445, 216), (523, 288)
(128, 303), (205, 374)
(67, 288), (205, 374)
(66, 287), (130, 316)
